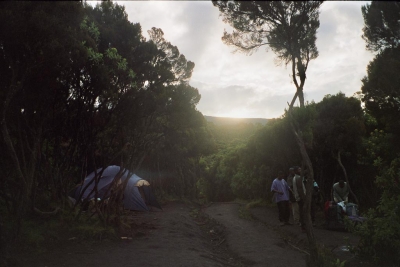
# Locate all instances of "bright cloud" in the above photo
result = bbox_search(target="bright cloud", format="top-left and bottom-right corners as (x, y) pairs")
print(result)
(117, 1), (374, 118)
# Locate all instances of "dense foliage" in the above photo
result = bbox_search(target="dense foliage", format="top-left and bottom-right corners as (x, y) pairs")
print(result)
(361, 1), (400, 52)
(0, 0), (212, 250)
(361, 47), (400, 138)
(200, 93), (369, 205)
(350, 1), (400, 264)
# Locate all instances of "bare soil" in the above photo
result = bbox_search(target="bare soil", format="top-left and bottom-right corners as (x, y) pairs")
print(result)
(7, 201), (378, 267)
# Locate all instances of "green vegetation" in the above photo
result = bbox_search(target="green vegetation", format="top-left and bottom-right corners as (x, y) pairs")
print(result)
(4, 208), (117, 256)
(310, 247), (346, 267)
(236, 199), (266, 221)
(238, 205), (253, 221)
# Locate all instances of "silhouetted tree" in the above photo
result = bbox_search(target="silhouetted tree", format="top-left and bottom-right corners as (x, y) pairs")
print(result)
(361, 47), (400, 138)
(313, 93), (366, 204)
(213, 1), (322, 107)
(362, 1), (400, 52)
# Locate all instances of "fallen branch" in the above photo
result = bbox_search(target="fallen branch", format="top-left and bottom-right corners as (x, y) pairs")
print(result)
(34, 206), (61, 216)
(287, 241), (310, 256)
(216, 238), (226, 246)
(200, 254), (236, 267)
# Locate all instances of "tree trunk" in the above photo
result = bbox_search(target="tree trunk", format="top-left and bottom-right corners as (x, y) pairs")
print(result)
(297, 88), (305, 108)
(289, 120), (319, 266)
(289, 91), (298, 108)
(335, 150), (359, 205)
(288, 88), (319, 266)
(1, 68), (32, 239)
(290, 56), (306, 108)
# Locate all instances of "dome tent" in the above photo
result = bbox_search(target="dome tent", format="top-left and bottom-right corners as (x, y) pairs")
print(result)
(72, 165), (161, 211)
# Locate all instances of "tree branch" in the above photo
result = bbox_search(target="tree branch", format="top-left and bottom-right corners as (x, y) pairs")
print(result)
(334, 150), (360, 205)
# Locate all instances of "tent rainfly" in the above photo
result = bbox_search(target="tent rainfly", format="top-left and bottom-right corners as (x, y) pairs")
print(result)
(71, 165), (161, 211)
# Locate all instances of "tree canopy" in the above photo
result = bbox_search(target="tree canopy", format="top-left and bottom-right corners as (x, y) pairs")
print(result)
(362, 1), (400, 52)
(361, 46), (400, 135)
(356, 2), (400, 263)
(212, 1), (322, 107)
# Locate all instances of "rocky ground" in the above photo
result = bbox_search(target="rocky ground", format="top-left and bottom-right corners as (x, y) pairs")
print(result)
(10, 201), (378, 267)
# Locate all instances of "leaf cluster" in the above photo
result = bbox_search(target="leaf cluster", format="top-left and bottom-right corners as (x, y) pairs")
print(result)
(213, 1), (321, 67)
(361, 46), (400, 135)
(213, 0), (322, 110)
(362, 1), (400, 52)
(351, 157), (400, 265)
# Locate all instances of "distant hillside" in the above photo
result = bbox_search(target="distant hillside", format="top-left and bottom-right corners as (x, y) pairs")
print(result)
(204, 115), (269, 126)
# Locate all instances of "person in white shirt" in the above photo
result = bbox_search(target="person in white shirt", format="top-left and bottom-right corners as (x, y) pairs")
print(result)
(271, 171), (292, 226)
(333, 180), (349, 204)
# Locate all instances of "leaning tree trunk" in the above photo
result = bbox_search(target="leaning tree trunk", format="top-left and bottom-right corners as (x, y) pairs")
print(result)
(289, 119), (319, 266)
(335, 150), (359, 205)
(288, 68), (319, 264)
(287, 54), (319, 266)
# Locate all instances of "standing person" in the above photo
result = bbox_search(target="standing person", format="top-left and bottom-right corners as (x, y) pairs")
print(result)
(293, 166), (306, 232)
(286, 167), (299, 225)
(311, 180), (320, 226)
(333, 180), (349, 204)
(271, 171), (292, 226)
(303, 174), (320, 226)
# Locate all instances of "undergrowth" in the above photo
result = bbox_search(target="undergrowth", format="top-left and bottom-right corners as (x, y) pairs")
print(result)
(305, 246), (346, 267)
(8, 207), (118, 256)
(237, 198), (266, 220)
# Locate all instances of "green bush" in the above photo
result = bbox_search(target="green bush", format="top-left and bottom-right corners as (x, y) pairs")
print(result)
(306, 247), (346, 267)
(350, 158), (400, 265)
(22, 221), (45, 248)
(17, 207), (118, 252)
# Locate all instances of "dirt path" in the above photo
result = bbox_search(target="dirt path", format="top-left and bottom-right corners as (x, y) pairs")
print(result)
(205, 203), (306, 267)
(18, 202), (229, 267)
(12, 201), (376, 267)
(206, 202), (376, 267)
(250, 204), (362, 265)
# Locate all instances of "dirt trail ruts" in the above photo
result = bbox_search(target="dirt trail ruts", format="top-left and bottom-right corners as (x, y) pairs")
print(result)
(251, 205), (379, 266)
(12, 201), (377, 267)
(17, 202), (230, 267)
(205, 203), (306, 267)
(206, 202), (377, 267)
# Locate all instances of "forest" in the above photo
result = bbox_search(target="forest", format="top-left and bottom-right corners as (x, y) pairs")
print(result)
(0, 1), (399, 266)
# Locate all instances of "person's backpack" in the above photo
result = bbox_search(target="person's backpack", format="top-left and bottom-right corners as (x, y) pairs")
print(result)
(324, 201), (346, 231)
(345, 203), (358, 216)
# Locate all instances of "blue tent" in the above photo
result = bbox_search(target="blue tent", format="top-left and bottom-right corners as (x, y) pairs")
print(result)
(73, 165), (161, 211)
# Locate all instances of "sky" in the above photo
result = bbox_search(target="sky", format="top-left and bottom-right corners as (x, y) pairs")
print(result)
(113, 1), (374, 119)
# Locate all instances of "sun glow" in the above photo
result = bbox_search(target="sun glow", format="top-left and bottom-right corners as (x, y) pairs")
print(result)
(216, 109), (255, 119)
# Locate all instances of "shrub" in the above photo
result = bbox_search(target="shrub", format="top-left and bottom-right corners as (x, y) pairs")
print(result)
(350, 158), (400, 265)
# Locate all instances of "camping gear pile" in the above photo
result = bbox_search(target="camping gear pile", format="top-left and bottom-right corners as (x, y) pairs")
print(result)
(324, 201), (365, 230)
(70, 165), (161, 211)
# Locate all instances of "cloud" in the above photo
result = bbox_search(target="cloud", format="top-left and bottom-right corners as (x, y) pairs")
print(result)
(192, 81), (296, 118)
(301, 0), (374, 110)
(117, 1), (375, 118)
